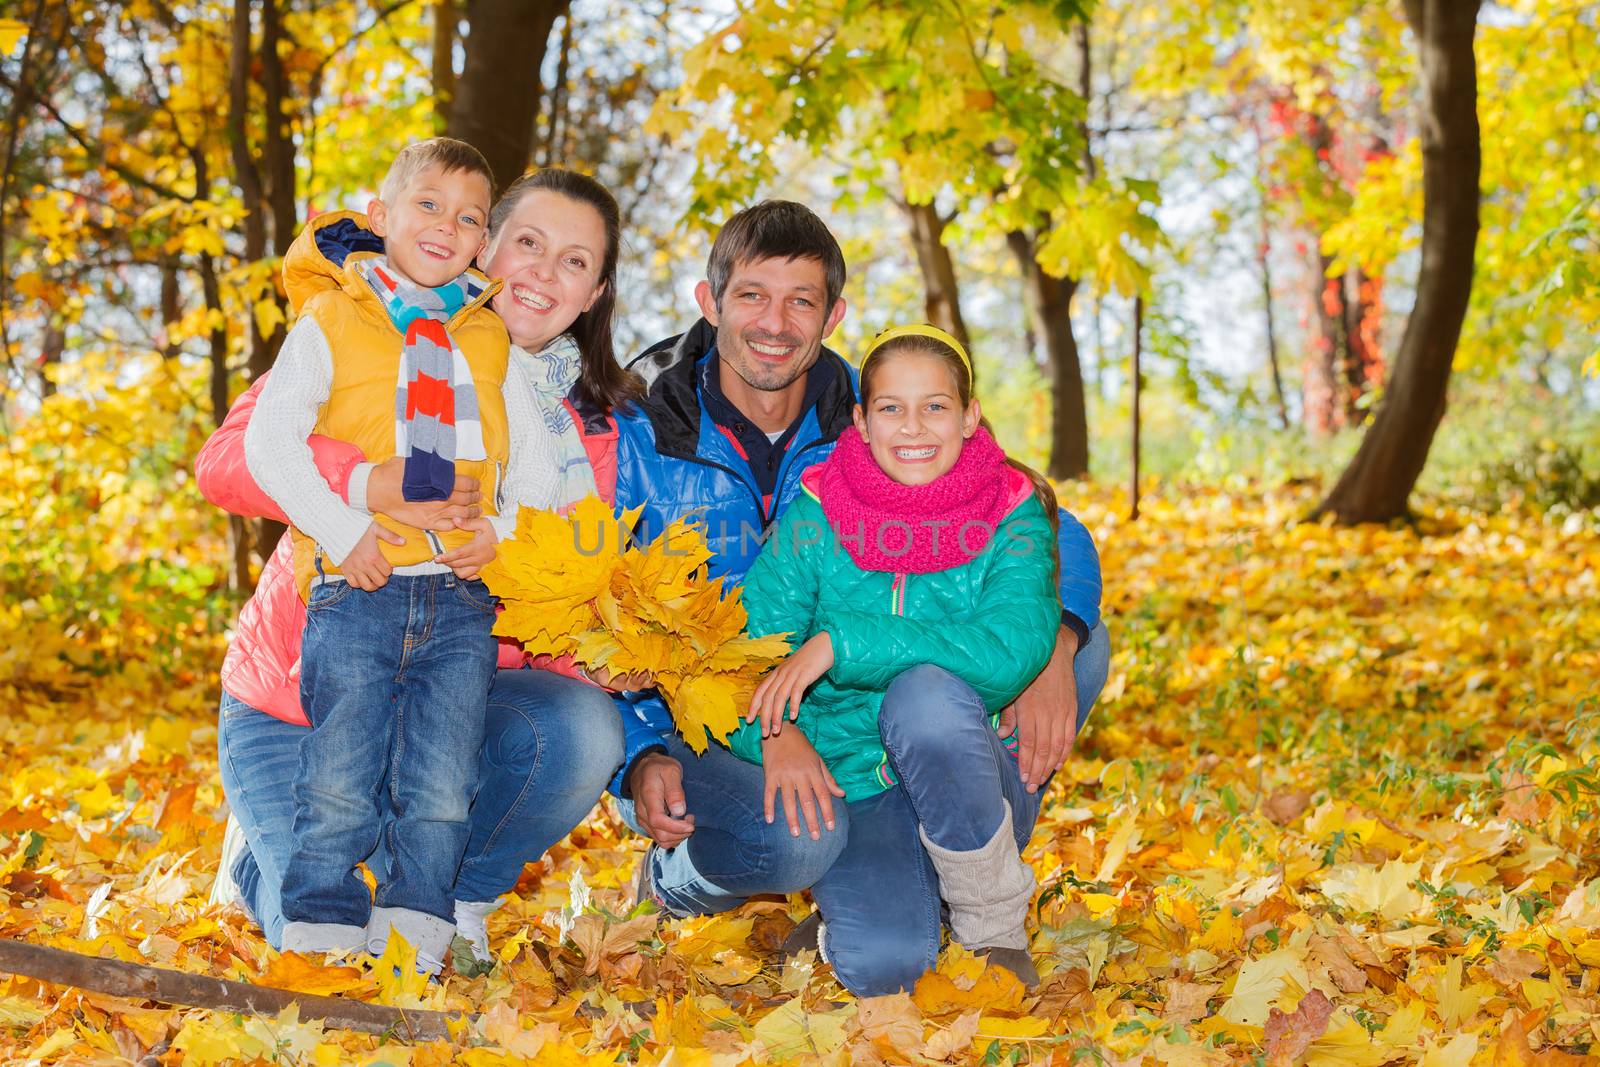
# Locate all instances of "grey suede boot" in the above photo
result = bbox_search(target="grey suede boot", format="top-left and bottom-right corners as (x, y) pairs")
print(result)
(918, 800), (1039, 989)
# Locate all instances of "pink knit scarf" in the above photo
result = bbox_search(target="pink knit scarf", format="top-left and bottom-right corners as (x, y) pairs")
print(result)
(810, 425), (1020, 574)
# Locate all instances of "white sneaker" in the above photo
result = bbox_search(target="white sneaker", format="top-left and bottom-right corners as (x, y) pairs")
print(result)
(208, 814), (247, 909)
(454, 899), (501, 964)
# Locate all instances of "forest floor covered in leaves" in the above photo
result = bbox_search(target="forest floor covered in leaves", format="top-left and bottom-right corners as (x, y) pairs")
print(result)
(2, 483), (1598, 1066)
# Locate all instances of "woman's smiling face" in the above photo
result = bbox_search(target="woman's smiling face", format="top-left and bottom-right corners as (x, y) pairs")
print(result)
(482, 188), (607, 351)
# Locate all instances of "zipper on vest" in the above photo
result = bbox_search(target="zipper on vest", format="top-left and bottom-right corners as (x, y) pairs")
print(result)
(493, 460), (506, 517)
(889, 573), (906, 615)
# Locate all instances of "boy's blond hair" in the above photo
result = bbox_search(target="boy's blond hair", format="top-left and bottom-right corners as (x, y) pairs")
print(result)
(379, 137), (495, 202)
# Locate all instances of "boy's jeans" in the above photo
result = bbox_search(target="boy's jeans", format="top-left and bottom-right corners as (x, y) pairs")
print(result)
(279, 573), (497, 947)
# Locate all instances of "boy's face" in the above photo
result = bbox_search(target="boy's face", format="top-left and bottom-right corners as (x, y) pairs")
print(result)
(367, 164), (492, 289)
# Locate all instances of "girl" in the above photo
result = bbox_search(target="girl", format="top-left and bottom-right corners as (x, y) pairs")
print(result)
(729, 324), (1062, 988)
(198, 169), (642, 966)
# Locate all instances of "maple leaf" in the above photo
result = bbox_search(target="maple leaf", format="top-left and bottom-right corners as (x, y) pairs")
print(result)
(485, 497), (789, 751)
(1263, 988), (1334, 1067)
(258, 950), (369, 997)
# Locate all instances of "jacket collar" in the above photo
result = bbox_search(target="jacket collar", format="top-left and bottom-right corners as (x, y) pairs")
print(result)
(628, 318), (857, 461)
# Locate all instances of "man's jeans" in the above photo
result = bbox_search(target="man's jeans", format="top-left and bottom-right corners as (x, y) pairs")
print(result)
(616, 736), (847, 915)
(279, 574), (498, 931)
(632, 621), (1110, 995)
(219, 669), (623, 947)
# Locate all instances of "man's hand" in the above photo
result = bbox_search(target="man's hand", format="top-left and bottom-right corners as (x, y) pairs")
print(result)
(435, 516), (497, 580)
(747, 632), (834, 737)
(368, 456), (481, 530)
(339, 521), (402, 591)
(998, 624), (1080, 794)
(761, 729), (845, 840)
(629, 751), (695, 848)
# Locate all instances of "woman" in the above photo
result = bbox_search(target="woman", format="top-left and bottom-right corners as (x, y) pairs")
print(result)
(197, 169), (643, 961)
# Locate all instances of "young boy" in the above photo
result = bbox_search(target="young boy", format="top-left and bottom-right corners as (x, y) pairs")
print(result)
(244, 138), (551, 972)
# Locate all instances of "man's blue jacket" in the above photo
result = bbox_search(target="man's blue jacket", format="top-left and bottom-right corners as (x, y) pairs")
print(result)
(607, 319), (1103, 794)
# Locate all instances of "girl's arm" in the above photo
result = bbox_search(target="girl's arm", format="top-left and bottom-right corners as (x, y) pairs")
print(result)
(824, 499), (1061, 710)
(195, 372), (367, 522)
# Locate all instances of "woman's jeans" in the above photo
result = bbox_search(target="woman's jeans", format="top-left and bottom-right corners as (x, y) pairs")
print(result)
(814, 621), (1111, 995)
(218, 667), (624, 948)
(280, 575), (499, 930)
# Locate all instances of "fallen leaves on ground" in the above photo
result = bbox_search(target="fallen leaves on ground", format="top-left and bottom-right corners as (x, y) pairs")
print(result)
(2, 483), (1599, 1063)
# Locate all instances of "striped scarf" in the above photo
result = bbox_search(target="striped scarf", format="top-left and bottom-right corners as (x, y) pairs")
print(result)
(357, 256), (487, 502)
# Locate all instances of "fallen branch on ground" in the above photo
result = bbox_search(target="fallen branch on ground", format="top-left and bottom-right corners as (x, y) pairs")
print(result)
(0, 939), (469, 1040)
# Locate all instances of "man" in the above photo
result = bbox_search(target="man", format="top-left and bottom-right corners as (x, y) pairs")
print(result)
(609, 200), (1109, 994)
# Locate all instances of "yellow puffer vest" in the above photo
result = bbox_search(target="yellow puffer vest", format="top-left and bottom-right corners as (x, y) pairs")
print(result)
(281, 212), (510, 597)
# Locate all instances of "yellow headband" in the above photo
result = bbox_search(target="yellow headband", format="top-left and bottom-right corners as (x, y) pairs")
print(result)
(863, 324), (972, 378)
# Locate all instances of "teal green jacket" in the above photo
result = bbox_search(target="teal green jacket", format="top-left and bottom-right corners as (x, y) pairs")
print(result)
(727, 478), (1061, 801)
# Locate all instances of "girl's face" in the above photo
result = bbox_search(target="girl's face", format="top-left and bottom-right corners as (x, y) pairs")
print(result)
(853, 350), (980, 486)
(482, 189), (607, 351)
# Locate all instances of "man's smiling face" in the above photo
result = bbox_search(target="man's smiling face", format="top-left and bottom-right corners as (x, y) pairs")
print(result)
(697, 255), (843, 393)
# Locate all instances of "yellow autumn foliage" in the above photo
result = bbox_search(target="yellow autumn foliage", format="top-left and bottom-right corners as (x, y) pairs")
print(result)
(482, 496), (792, 753)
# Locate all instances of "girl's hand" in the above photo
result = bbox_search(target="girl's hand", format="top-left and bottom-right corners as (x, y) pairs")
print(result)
(369, 457), (481, 530)
(761, 730), (845, 840)
(435, 516), (498, 580)
(747, 632), (834, 737)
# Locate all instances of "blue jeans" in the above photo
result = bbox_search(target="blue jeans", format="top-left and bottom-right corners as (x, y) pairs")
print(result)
(812, 621), (1111, 996)
(616, 733), (847, 916)
(219, 669), (623, 947)
(279, 574), (499, 929)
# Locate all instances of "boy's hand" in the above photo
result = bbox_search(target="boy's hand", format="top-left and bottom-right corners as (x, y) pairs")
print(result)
(369, 456), (481, 531)
(747, 632), (833, 737)
(761, 729), (845, 840)
(341, 522), (402, 590)
(435, 516), (497, 580)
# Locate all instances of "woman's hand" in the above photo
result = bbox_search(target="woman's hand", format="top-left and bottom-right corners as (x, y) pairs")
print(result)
(435, 516), (498, 580)
(761, 729), (845, 840)
(368, 457), (482, 530)
(587, 665), (655, 692)
(747, 632), (834, 737)
(340, 521), (403, 590)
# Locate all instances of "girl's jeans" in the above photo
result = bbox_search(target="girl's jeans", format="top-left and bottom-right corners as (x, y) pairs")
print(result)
(218, 667), (624, 948)
(814, 621), (1112, 995)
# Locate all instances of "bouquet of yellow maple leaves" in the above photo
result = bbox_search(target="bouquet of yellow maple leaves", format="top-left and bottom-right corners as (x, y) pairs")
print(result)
(479, 496), (792, 754)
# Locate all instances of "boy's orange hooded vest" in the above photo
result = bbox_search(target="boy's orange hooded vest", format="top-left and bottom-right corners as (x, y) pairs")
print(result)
(281, 212), (510, 596)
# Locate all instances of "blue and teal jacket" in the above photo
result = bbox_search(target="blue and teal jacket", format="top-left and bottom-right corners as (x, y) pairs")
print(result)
(607, 320), (1104, 795)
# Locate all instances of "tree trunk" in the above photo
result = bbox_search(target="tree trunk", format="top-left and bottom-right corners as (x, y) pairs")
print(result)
(899, 199), (971, 352)
(1254, 129), (1289, 429)
(432, 0), (458, 126)
(1315, 0), (1481, 524)
(540, 10), (575, 168)
(449, 0), (568, 192)
(255, 0), (292, 382)
(1007, 228), (1089, 480)
(200, 252), (254, 591)
(38, 323), (63, 399)
(1308, 251), (1352, 433)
